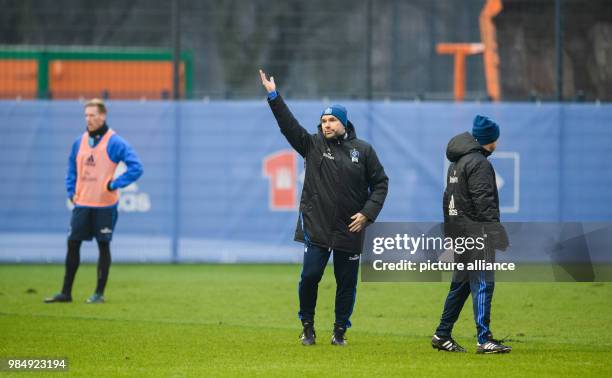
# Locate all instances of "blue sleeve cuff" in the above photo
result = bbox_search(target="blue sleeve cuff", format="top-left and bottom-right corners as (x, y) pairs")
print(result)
(267, 91), (278, 101)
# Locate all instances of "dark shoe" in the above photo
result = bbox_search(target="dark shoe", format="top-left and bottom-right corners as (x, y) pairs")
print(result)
(477, 338), (512, 354)
(331, 324), (347, 346)
(44, 293), (72, 303)
(300, 321), (316, 346)
(431, 334), (466, 352)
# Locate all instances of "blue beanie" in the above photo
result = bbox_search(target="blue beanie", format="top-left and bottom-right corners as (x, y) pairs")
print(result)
(472, 115), (500, 145)
(321, 104), (348, 127)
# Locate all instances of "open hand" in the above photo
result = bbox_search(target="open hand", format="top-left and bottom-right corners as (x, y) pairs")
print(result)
(348, 212), (369, 233)
(259, 69), (276, 93)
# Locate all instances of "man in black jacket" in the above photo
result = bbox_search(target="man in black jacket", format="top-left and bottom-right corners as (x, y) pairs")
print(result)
(259, 70), (388, 346)
(431, 115), (511, 354)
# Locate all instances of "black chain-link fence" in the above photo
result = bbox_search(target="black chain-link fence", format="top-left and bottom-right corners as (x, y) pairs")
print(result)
(1, 0), (610, 101)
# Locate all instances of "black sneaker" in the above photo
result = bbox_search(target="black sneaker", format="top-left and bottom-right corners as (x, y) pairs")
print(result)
(431, 334), (466, 352)
(44, 293), (72, 303)
(477, 338), (512, 354)
(331, 324), (347, 346)
(300, 321), (316, 346)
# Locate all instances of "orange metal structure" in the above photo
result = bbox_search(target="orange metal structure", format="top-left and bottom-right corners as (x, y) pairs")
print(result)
(436, 0), (503, 101)
(0, 59), (38, 99)
(436, 43), (484, 101)
(49, 60), (184, 99)
(0, 48), (192, 99)
(479, 0), (503, 101)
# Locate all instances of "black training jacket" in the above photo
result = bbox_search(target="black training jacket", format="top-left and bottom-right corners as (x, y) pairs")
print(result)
(443, 132), (508, 250)
(268, 94), (388, 253)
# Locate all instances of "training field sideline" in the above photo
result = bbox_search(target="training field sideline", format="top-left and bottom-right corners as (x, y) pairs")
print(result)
(1, 264), (610, 377)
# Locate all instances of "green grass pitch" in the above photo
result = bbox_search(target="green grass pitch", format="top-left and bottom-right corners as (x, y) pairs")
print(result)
(1, 264), (611, 377)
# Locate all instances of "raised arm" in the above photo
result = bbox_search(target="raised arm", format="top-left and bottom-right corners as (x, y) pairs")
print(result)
(259, 69), (313, 157)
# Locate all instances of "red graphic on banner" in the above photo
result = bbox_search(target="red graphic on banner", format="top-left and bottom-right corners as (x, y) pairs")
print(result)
(263, 150), (297, 211)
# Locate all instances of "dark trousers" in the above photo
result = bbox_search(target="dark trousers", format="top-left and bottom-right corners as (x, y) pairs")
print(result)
(298, 243), (360, 328)
(435, 271), (495, 344)
(61, 239), (112, 296)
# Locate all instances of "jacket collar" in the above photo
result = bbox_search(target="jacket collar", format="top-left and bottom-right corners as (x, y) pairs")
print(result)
(88, 123), (109, 139)
(87, 123), (109, 147)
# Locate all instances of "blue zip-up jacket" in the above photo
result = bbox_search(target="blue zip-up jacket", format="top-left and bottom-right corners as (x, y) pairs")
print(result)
(66, 125), (143, 207)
